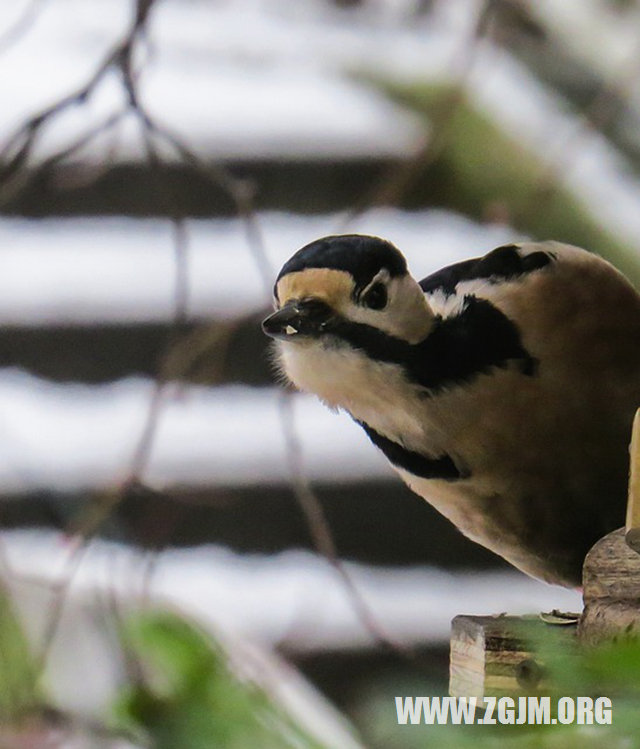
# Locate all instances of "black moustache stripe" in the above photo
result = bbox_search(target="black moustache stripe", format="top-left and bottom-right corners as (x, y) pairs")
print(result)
(329, 295), (537, 392)
(357, 421), (467, 480)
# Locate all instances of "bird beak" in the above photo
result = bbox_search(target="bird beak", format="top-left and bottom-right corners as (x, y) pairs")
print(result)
(262, 299), (333, 341)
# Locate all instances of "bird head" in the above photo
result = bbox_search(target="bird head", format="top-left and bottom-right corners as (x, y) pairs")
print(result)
(263, 234), (434, 344)
(262, 234), (435, 406)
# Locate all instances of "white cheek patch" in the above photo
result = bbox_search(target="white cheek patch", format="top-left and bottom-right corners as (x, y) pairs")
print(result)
(285, 325), (298, 335)
(347, 275), (433, 343)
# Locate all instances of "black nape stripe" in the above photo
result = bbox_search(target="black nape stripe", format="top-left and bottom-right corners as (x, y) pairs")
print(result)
(358, 421), (466, 480)
(419, 245), (554, 297)
(329, 295), (536, 392)
(415, 295), (538, 388)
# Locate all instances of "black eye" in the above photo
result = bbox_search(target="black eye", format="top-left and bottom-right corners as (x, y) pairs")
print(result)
(361, 283), (387, 310)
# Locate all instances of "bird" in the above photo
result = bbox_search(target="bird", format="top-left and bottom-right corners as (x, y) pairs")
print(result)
(262, 235), (640, 587)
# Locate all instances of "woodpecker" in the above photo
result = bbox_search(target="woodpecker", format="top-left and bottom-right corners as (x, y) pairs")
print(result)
(262, 235), (640, 587)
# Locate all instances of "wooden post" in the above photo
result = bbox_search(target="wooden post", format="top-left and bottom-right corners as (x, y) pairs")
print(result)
(449, 614), (577, 697)
(579, 528), (640, 645)
(579, 409), (640, 645)
(625, 409), (640, 551)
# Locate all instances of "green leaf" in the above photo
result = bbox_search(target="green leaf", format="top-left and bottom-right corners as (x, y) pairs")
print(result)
(114, 610), (329, 749)
(0, 587), (41, 720)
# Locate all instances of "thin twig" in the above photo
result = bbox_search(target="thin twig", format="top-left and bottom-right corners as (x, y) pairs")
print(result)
(278, 392), (413, 657)
(1, 0), (443, 677)
(513, 1), (640, 229)
(340, 0), (493, 229)
(133, 107), (275, 298)
(0, 0), (158, 201)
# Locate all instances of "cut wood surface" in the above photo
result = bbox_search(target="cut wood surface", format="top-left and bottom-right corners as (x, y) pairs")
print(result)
(449, 614), (577, 698)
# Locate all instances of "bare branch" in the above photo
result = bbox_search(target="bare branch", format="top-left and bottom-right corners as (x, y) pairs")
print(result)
(0, 0), (158, 200)
(278, 392), (414, 658)
(2, 0), (441, 677)
(341, 0), (493, 228)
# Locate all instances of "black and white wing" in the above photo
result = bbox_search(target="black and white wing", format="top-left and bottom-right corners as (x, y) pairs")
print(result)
(419, 242), (555, 315)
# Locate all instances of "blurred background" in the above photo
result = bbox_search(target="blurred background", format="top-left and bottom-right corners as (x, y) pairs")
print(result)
(1, 0), (640, 746)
